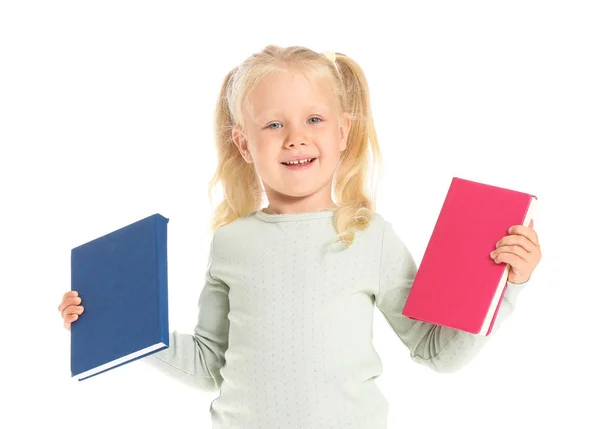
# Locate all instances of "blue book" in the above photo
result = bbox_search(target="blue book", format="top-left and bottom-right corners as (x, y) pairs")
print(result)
(70, 213), (169, 381)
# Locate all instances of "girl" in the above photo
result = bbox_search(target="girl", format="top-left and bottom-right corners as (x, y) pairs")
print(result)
(58, 44), (542, 429)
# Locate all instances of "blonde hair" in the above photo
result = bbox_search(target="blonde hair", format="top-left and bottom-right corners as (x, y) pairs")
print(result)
(208, 44), (383, 247)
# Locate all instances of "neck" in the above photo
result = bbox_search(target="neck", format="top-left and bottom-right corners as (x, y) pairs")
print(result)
(263, 183), (337, 215)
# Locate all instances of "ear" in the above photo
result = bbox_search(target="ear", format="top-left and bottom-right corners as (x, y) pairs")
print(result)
(338, 112), (351, 151)
(232, 124), (253, 163)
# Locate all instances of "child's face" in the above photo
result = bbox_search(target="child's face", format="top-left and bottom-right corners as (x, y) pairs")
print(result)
(232, 70), (350, 205)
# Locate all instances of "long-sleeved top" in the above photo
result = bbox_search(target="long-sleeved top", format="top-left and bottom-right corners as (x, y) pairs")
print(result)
(145, 208), (528, 429)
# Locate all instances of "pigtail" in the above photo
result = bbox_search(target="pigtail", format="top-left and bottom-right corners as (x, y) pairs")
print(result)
(329, 54), (384, 247)
(208, 67), (263, 232)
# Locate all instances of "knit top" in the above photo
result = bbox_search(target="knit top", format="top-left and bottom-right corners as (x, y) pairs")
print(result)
(146, 208), (526, 429)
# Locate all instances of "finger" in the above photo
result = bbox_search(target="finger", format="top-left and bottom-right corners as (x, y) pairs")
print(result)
(62, 305), (84, 320)
(58, 294), (79, 312)
(509, 225), (539, 246)
(63, 290), (78, 300)
(529, 219), (534, 228)
(495, 235), (536, 253)
(58, 296), (81, 313)
(65, 305), (84, 315)
(63, 314), (79, 326)
(63, 315), (78, 329)
(493, 251), (530, 275)
(491, 245), (530, 262)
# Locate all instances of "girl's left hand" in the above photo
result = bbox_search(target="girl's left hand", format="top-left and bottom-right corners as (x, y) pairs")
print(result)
(490, 220), (542, 284)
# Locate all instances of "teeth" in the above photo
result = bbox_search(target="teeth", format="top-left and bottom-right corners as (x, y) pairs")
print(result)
(284, 158), (313, 165)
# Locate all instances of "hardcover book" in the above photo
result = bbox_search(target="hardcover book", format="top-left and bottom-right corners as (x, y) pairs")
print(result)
(402, 178), (537, 335)
(70, 213), (169, 380)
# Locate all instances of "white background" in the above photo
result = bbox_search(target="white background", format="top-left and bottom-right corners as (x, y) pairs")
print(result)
(2, 1), (598, 428)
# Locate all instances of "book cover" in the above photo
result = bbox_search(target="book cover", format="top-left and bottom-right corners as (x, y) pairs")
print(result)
(70, 213), (169, 380)
(402, 177), (537, 335)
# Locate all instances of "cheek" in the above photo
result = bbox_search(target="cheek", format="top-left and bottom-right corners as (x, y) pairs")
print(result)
(325, 127), (343, 151)
(315, 150), (341, 174)
(320, 135), (344, 160)
(248, 142), (277, 170)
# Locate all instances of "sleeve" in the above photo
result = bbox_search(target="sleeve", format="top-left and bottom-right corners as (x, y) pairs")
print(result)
(143, 235), (230, 391)
(375, 220), (528, 373)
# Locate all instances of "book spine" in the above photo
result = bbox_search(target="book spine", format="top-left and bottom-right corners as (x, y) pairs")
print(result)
(155, 214), (170, 347)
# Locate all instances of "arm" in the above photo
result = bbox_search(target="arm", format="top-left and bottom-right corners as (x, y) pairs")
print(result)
(144, 235), (230, 391)
(375, 221), (527, 373)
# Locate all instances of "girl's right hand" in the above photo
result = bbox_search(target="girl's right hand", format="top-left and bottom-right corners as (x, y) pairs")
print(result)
(58, 290), (84, 331)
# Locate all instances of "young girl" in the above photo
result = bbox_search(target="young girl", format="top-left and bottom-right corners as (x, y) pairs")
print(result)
(58, 44), (542, 429)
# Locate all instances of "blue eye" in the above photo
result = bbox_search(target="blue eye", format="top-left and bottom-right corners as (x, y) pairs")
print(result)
(266, 117), (322, 129)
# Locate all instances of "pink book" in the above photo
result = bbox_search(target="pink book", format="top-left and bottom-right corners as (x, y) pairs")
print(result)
(402, 177), (538, 336)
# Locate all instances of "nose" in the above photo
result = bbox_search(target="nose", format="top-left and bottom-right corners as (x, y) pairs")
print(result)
(284, 129), (307, 148)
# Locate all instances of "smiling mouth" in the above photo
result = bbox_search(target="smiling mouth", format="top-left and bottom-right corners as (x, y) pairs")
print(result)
(280, 157), (317, 170)
(281, 158), (317, 166)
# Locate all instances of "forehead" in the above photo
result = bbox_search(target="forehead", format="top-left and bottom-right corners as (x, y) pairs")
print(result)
(248, 70), (337, 121)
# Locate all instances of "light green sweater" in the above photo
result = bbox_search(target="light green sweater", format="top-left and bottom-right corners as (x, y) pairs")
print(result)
(145, 208), (526, 429)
